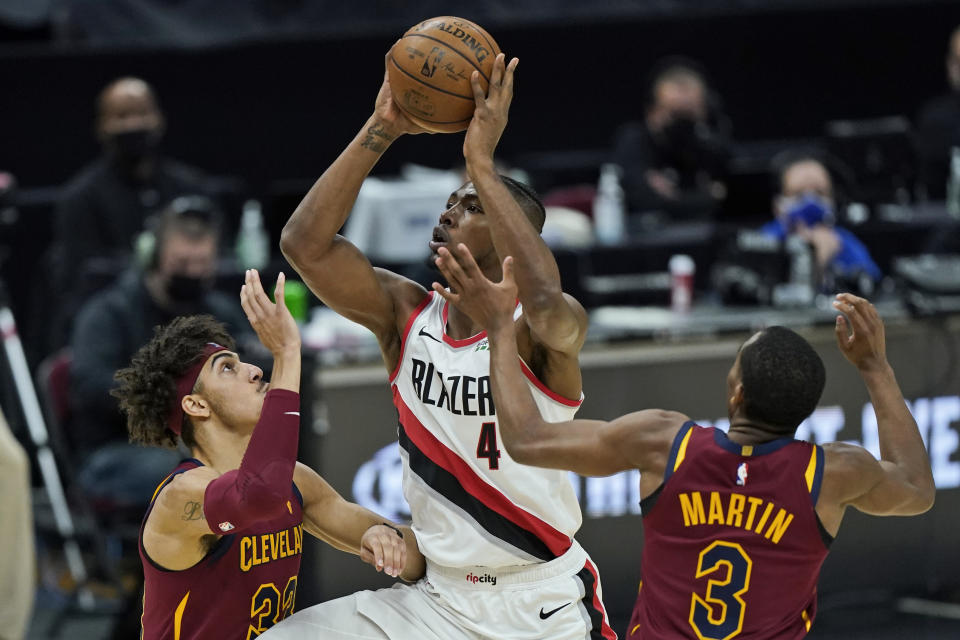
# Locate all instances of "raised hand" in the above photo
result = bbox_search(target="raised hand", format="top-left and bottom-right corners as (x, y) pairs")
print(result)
(371, 44), (432, 139)
(833, 292), (887, 371)
(431, 243), (517, 332)
(359, 524), (407, 578)
(463, 53), (519, 166)
(240, 270), (301, 356)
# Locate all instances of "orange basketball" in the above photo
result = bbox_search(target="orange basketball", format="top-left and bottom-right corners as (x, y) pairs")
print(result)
(388, 16), (501, 133)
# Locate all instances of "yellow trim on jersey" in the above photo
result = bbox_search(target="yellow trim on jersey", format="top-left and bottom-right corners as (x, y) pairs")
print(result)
(804, 446), (818, 493)
(174, 591), (190, 640)
(674, 428), (695, 471)
(150, 473), (174, 504)
(801, 607), (812, 631)
(741, 445), (753, 457)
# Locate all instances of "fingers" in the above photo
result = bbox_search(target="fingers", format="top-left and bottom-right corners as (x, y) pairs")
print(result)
(471, 69), (485, 103)
(274, 272), (286, 306)
(501, 255), (515, 286)
(833, 293), (876, 337)
(240, 280), (254, 320)
(364, 532), (385, 573)
(396, 539), (407, 577)
(434, 256), (464, 292)
(361, 526), (405, 578)
(834, 314), (850, 351)
(452, 242), (483, 276)
(241, 270), (268, 321)
(435, 245), (470, 288)
(385, 533), (404, 578)
(490, 53), (505, 88)
(503, 57), (519, 94)
(432, 282), (460, 306)
(247, 268), (269, 305)
(832, 297), (868, 339)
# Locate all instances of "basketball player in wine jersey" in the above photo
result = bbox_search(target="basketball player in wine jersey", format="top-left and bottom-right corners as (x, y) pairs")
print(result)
(432, 242), (935, 640)
(112, 269), (422, 640)
(266, 50), (615, 639)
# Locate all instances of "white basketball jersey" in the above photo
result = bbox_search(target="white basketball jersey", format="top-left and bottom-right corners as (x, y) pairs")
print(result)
(390, 292), (584, 568)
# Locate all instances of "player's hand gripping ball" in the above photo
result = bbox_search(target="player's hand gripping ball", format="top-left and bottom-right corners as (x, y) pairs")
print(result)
(388, 16), (501, 133)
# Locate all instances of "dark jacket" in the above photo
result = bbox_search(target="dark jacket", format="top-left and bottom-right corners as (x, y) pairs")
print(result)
(69, 268), (251, 451)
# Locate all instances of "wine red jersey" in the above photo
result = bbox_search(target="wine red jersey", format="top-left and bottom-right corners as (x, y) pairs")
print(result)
(627, 422), (831, 640)
(139, 459), (304, 640)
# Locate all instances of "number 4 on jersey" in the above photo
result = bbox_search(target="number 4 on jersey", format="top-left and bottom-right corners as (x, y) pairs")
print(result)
(476, 422), (501, 470)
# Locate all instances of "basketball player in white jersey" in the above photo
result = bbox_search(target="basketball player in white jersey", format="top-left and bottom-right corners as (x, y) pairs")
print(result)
(262, 49), (616, 639)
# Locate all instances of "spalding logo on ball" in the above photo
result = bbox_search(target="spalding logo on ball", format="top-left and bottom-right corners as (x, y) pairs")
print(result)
(388, 16), (501, 133)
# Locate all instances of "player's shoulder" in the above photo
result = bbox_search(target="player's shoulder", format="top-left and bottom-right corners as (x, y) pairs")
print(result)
(821, 441), (877, 469)
(819, 441), (882, 499)
(154, 465), (219, 506)
(375, 268), (431, 315)
(607, 410), (689, 475)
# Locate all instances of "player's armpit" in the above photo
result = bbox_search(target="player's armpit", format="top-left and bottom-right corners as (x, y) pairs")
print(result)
(823, 442), (935, 517)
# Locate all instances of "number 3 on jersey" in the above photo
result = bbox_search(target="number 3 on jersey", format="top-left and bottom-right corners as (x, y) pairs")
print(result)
(688, 541), (752, 640)
(476, 421), (501, 470)
(247, 576), (297, 639)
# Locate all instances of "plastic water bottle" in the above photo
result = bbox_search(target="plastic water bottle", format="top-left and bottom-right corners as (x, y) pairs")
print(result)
(947, 147), (960, 218)
(783, 235), (815, 306)
(593, 164), (626, 245)
(236, 199), (270, 270)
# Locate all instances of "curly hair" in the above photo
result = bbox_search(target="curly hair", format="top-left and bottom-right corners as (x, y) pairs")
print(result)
(112, 315), (235, 450)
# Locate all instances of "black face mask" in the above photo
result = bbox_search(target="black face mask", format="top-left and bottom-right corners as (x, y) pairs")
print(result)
(660, 116), (701, 152)
(166, 274), (210, 304)
(107, 128), (161, 162)
(658, 115), (724, 172)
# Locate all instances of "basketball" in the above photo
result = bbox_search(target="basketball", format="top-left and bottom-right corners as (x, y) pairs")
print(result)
(388, 16), (501, 133)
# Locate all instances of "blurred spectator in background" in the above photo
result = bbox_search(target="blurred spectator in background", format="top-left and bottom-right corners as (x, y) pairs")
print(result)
(69, 196), (252, 478)
(763, 150), (881, 291)
(67, 196), (255, 638)
(611, 57), (731, 227)
(49, 76), (217, 349)
(915, 25), (960, 201)
(0, 405), (34, 640)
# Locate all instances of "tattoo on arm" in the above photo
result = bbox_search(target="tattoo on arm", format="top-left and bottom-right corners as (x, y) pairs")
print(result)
(360, 124), (394, 153)
(182, 501), (204, 521)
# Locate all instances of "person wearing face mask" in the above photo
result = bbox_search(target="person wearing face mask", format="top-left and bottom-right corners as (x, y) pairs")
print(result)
(49, 77), (216, 351)
(762, 150), (881, 291)
(611, 57), (731, 229)
(915, 25), (960, 201)
(69, 196), (252, 468)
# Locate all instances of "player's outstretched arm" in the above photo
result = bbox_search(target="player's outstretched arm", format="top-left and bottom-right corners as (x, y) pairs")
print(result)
(433, 244), (683, 476)
(823, 294), (935, 518)
(145, 270), (306, 569)
(293, 463), (424, 581)
(462, 54), (586, 355)
(280, 47), (429, 339)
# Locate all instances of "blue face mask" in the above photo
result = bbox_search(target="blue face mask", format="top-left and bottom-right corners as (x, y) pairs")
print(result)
(784, 194), (833, 229)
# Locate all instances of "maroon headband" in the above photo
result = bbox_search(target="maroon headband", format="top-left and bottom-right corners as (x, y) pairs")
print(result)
(167, 342), (229, 436)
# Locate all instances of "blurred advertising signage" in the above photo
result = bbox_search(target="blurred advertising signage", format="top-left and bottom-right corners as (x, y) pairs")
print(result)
(353, 395), (960, 521)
